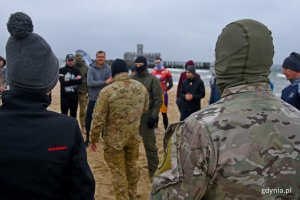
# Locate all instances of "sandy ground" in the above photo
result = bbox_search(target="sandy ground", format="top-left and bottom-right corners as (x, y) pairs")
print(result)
(48, 83), (210, 200)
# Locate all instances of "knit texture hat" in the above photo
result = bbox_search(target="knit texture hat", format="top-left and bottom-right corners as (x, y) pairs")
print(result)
(0, 56), (6, 67)
(111, 59), (128, 77)
(6, 12), (59, 94)
(134, 56), (148, 72)
(186, 65), (196, 75)
(282, 52), (300, 72)
(135, 56), (147, 66)
(185, 60), (194, 69)
(215, 19), (274, 94)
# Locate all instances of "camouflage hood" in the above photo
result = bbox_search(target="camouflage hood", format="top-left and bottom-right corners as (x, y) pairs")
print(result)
(214, 19), (274, 94)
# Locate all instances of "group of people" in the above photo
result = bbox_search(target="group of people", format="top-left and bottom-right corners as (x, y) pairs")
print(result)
(0, 12), (300, 200)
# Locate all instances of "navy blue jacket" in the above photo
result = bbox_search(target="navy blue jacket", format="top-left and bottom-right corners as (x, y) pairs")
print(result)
(0, 89), (95, 199)
(281, 78), (300, 111)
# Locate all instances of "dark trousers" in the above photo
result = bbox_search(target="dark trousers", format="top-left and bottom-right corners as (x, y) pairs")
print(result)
(156, 112), (168, 130)
(180, 108), (199, 121)
(140, 115), (159, 177)
(85, 100), (96, 142)
(60, 95), (78, 118)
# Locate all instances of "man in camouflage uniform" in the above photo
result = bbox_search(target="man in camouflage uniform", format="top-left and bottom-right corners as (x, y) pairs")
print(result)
(133, 56), (162, 179)
(151, 19), (300, 199)
(90, 59), (149, 200)
(74, 53), (88, 134)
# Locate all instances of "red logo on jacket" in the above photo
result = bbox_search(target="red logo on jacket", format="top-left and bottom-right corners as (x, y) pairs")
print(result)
(48, 146), (68, 151)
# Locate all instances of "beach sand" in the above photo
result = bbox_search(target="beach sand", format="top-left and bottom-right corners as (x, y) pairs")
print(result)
(48, 83), (210, 200)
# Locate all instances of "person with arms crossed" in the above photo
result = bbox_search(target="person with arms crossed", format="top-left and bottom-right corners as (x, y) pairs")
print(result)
(85, 50), (112, 146)
(74, 52), (89, 134)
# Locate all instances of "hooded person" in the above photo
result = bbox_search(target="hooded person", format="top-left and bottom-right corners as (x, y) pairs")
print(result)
(0, 12), (95, 199)
(89, 58), (149, 200)
(151, 19), (300, 200)
(132, 56), (163, 179)
(281, 52), (300, 110)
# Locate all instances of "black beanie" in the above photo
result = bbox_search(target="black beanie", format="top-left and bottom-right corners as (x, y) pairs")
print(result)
(111, 59), (128, 77)
(135, 56), (147, 66)
(282, 52), (300, 72)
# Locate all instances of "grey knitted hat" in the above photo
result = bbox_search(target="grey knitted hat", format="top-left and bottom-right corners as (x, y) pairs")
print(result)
(6, 12), (59, 94)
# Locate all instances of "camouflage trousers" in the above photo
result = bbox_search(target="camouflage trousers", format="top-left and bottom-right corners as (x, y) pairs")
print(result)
(104, 136), (140, 200)
(78, 93), (88, 134)
(140, 115), (159, 177)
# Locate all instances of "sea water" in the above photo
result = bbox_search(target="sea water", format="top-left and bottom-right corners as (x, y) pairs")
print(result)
(168, 64), (289, 97)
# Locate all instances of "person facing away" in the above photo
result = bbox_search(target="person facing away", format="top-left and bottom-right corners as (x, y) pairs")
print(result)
(176, 60), (201, 119)
(85, 50), (112, 146)
(90, 59), (149, 200)
(0, 12), (95, 199)
(151, 57), (173, 130)
(59, 54), (82, 118)
(132, 56), (162, 180)
(178, 66), (205, 121)
(0, 56), (7, 106)
(151, 19), (300, 199)
(74, 52), (89, 134)
(281, 52), (300, 111)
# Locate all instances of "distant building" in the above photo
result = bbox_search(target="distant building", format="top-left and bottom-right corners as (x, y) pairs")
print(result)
(124, 44), (161, 67)
(123, 44), (210, 69)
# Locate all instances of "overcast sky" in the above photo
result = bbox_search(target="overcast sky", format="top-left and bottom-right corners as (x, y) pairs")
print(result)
(1, 0), (299, 64)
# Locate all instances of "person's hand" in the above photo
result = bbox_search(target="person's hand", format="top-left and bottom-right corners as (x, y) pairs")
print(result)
(106, 77), (112, 84)
(90, 143), (97, 152)
(75, 75), (82, 80)
(147, 117), (156, 129)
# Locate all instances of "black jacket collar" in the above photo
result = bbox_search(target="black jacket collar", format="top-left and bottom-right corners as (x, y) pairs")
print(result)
(1, 89), (50, 111)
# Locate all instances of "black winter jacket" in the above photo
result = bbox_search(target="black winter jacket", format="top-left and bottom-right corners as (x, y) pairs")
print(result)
(179, 77), (205, 112)
(0, 90), (95, 200)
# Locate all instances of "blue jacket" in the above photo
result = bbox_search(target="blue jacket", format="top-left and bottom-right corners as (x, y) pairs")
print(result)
(281, 77), (300, 111)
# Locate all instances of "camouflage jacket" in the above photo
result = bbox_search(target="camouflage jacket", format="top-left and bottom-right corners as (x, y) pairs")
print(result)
(74, 61), (88, 94)
(151, 82), (300, 200)
(0, 67), (7, 94)
(90, 73), (149, 150)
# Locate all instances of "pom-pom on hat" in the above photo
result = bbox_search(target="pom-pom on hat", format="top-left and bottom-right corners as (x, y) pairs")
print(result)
(282, 52), (300, 72)
(5, 12), (59, 94)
